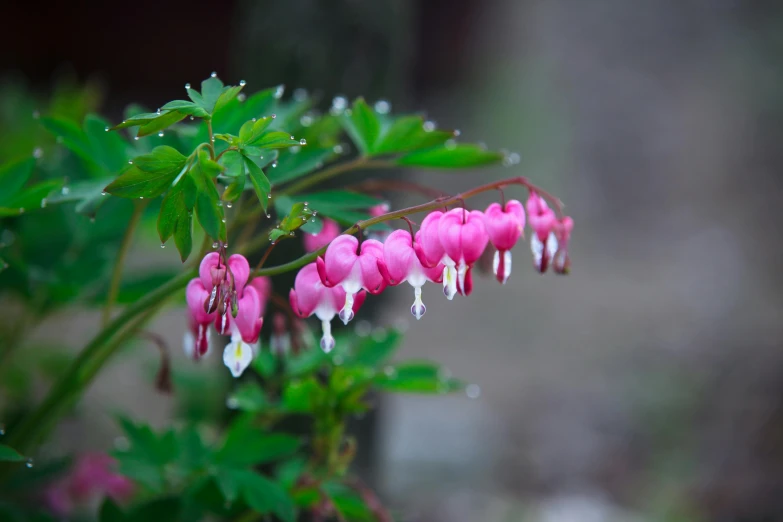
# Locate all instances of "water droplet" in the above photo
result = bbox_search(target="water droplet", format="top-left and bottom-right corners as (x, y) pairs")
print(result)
(158, 131), (164, 137)
(299, 138), (307, 146)
(160, 244), (166, 248)
(453, 129), (461, 137)
(217, 201), (223, 207)
(251, 117), (257, 122)
(423, 121), (436, 132)
(90, 216), (96, 223)
(374, 99), (391, 114)
(271, 161), (278, 168)
(25, 459), (34, 468)
(503, 152), (521, 167)
(237, 93), (246, 102)
(18, 208), (24, 214)
(156, 108), (161, 115)
(40, 198), (47, 208)
(266, 213), (271, 218)
(189, 115), (195, 121)
(303, 201), (309, 206)
(331, 95), (348, 113)
(32, 147), (43, 159)
(465, 383), (481, 399)
(300, 114), (313, 127)
(210, 71), (218, 78)
(289, 135), (295, 140)
(221, 218), (226, 223)
(274, 85), (285, 99)
(333, 144), (344, 154)
(271, 113), (277, 119)
(128, 160), (133, 164)
(212, 242), (219, 249)
(267, 194), (272, 199)
(32, 110), (40, 120)
(101, 191), (107, 196)
(0, 424), (5, 435)
(312, 211), (318, 216)
(239, 79), (246, 86)
(104, 126), (110, 132)
(293, 88), (308, 101)
(383, 365), (397, 378)
(61, 186), (70, 196)
(134, 136), (139, 141)
(226, 202), (233, 208)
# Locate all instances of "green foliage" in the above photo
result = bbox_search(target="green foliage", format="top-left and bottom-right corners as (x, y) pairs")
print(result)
(0, 444), (24, 462)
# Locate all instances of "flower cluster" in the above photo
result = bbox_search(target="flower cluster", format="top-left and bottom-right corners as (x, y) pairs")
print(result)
(291, 192), (574, 352)
(44, 453), (133, 517)
(185, 252), (271, 377)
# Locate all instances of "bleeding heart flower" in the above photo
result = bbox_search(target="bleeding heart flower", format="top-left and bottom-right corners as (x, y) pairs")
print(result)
(222, 332), (256, 378)
(316, 235), (386, 324)
(303, 218), (340, 252)
(205, 253), (250, 334)
(290, 262), (366, 352)
(552, 216), (574, 274)
(377, 230), (443, 320)
(185, 279), (215, 360)
(526, 192), (558, 273)
(415, 211), (460, 300)
(437, 208), (489, 296)
(483, 200), (525, 284)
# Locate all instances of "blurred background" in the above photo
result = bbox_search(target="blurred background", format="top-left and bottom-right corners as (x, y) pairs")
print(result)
(3, 0), (783, 520)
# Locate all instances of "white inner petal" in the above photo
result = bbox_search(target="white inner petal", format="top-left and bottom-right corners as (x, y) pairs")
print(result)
(222, 338), (253, 378)
(442, 265), (457, 300)
(320, 319), (336, 353)
(411, 285), (426, 320)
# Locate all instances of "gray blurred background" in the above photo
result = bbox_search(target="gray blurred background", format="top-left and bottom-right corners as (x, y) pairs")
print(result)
(4, 0), (783, 520)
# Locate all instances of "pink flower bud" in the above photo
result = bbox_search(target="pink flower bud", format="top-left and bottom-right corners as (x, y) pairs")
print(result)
(552, 216), (574, 274)
(303, 218), (340, 252)
(185, 279), (215, 359)
(483, 200), (525, 284)
(526, 192), (558, 273)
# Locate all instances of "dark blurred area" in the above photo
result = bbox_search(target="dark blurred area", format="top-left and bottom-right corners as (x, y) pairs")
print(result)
(3, 0), (783, 520)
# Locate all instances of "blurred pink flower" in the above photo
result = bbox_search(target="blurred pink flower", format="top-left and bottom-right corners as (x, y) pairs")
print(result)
(303, 218), (340, 252)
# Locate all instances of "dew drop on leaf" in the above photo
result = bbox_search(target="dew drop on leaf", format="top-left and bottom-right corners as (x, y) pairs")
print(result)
(423, 121), (436, 132)
(210, 71), (217, 78)
(25, 459), (34, 468)
(61, 186), (70, 196)
(32, 147), (43, 159)
(158, 131), (164, 137)
(299, 138), (307, 146)
(374, 99), (391, 114)
(274, 85), (285, 99)
(239, 79), (246, 86)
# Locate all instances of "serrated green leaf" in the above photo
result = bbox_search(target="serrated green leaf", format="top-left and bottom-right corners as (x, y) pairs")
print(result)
(197, 149), (223, 178)
(236, 470), (296, 522)
(277, 202), (315, 234)
(40, 116), (99, 173)
(245, 156), (270, 212)
(112, 111), (160, 130)
(213, 87), (278, 135)
(220, 150), (244, 177)
(137, 110), (188, 137)
(374, 115), (454, 154)
(266, 147), (335, 185)
(133, 145), (187, 174)
(0, 443), (25, 462)
(397, 144), (503, 168)
(214, 85), (243, 113)
(160, 100), (209, 118)
(174, 212), (193, 262)
(84, 114), (132, 173)
(195, 191), (223, 241)
(104, 166), (176, 199)
(251, 130), (299, 149)
(374, 360), (466, 393)
(158, 174), (196, 243)
(222, 172), (245, 202)
(200, 76), (225, 113)
(342, 98), (380, 155)
(0, 157), (35, 206)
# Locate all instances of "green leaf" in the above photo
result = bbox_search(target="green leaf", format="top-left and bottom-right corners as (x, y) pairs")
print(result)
(158, 174), (196, 244)
(133, 145), (187, 174)
(266, 147), (335, 185)
(196, 190), (223, 241)
(173, 212), (193, 262)
(397, 144), (503, 168)
(222, 170), (245, 202)
(114, 457), (164, 492)
(214, 470), (242, 504)
(214, 85), (244, 113)
(0, 179), (64, 216)
(214, 87), (278, 134)
(220, 150), (244, 177)
(324, 482), (375, 522)
(136, 110), (188, 137)
(84, 114), (132, 173)
(200, 76), (225, 113)
(274, 202), (315, 237)
(250, 130), (299, 149)
(374, 360), (466, 394)
(160, 100), (209, 118)
(104, 166), (173, 199)
(236, 470), (296, 522)
(374, 115), (454, 154)
(0, 443), (25, 462)
(99, 498), (127, 522)
(341, 98), (380, 155)
(41, 116), (100, 174)
(245, 156), (270, 212)
(0, 158), (35, 206)
(251, 350), (277, 379)
(111, 112), (160, 130)
(216, 419), (300, 466)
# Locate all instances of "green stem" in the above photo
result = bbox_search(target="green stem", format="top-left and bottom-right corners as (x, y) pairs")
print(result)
(2, 269), (195, 460)
(102, 200), (147, 326)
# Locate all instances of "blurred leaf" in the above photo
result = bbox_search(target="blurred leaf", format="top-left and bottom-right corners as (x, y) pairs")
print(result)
(0, 443), (25, 462)
(282, 378), (325, 413)
(40, 116), (101, 175)
(84, 114), (132, 173)
(374, 360), (465, 394)
(214, 469), (242, 504)
(126, 497), (181, 522)
(0, 179), (64, 216)
(397, 144), (503, 168)
(350, 329), (403, 368)
(374, 115), (454, 155)
(0, 157), (35, 205)
(92, 270), (180, 305)
(266, 147), (335, 186)
(252, 350), (277, 379)
(324, 482), (375, 522)
(216, 418), (300, 467)
(236, 470), (296, 522)
(99, 498), (127, 522)
(341, 98), (380, 155)
(45, 177), (113, 216)
(227, 381), (270, 413)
